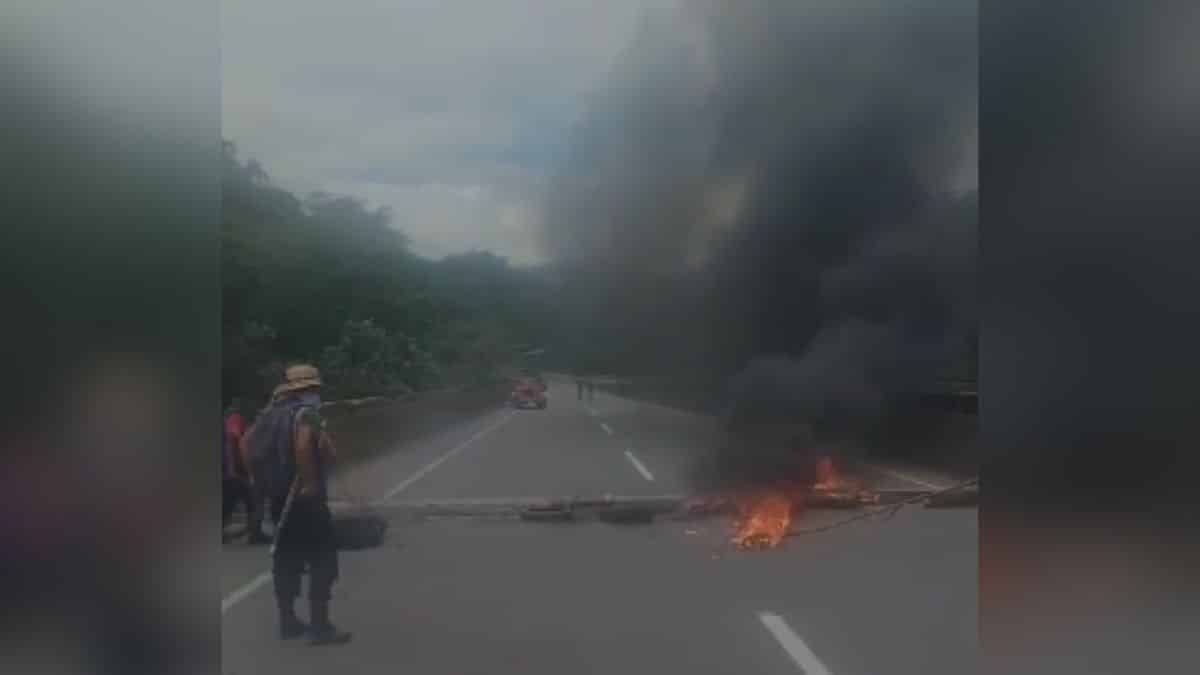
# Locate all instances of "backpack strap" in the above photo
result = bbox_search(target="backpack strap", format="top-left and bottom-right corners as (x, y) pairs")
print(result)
(288, 404), (329, 492)
(288, 404), (330, 459)
(289, 405), (318, 440)
(281, 405), (309, 465)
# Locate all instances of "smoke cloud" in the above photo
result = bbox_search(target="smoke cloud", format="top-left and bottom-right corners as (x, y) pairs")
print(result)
(542, 0), (976, 487)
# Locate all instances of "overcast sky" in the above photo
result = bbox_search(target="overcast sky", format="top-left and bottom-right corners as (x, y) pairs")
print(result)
(222, 0), (651, 264)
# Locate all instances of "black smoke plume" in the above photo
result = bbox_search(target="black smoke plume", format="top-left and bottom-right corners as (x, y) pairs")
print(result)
(543, 0), (977, 482)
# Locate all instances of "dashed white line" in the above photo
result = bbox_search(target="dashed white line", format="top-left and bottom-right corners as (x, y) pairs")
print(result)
(866, 464), (947, 490)
(623, 450), (655, 482)
(222, 411), (513, 615)
(758, 612), (834, 675)
(600, 422), (613, 435)
(379, 411), (515, 502)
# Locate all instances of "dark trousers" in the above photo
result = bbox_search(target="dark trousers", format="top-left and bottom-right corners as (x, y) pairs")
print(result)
(222, 477), (266, 536)
(270, 497), (340, 608)
(245, 480), (266, 536)
(222, 478), (251, 526)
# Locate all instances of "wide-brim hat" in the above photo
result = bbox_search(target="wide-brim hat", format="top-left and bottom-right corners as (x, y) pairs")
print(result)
(272, 363), (322, 399)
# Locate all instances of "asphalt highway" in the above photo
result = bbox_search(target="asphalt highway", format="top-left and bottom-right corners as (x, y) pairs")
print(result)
(221, 381), (976, 675)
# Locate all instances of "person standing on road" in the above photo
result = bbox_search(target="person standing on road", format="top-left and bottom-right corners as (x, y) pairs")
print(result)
(267, 364), (352, 646)
(234, 399), (272, 545)
(222, 411), (242, 537)
(222, 398), (263, 541)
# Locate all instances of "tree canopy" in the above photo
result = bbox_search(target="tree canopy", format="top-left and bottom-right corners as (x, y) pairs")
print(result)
(222, 141), (550, 405)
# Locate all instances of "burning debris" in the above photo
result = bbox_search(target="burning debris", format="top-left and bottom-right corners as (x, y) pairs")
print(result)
(813, 456), (878, 504)
(733, 492), (794, 550)
(379, 471), (973, 553)
(727, 456), (880, 551)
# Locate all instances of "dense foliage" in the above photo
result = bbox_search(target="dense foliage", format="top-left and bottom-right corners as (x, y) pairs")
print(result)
(222, 142), (550, 405)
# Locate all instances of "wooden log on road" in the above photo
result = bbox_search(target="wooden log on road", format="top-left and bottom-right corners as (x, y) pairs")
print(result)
(924, 484), (978, 508)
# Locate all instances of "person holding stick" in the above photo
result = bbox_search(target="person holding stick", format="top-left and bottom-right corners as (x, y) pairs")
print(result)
(250, 364), (351, 645)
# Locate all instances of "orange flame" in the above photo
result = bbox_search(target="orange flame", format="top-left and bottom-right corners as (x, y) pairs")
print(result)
(726, 457), (875, 551)
(732, 491), (794, 550)
(813, 456), (879, 505)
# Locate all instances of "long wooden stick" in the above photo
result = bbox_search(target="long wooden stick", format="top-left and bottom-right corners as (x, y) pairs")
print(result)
(269, 477), (300, 557)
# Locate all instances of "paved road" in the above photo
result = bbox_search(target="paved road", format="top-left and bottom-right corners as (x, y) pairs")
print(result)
(222, 381), (977, 675)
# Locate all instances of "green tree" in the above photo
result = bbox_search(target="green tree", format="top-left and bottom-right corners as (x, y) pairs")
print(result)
(221, 141), (553, 401)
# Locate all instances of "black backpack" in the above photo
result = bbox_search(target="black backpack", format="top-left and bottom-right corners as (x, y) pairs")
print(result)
(243, 402), (310, 499)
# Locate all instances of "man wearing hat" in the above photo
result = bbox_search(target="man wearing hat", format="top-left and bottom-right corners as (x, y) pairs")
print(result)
(267, 364), (351, 646)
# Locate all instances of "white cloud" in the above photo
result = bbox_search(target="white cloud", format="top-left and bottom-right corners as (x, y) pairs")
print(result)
(222, 0), (648, 263)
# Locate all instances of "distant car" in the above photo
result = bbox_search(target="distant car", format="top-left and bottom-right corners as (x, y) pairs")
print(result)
(518, 373), (547, 392)
(511, 378), (548, 409)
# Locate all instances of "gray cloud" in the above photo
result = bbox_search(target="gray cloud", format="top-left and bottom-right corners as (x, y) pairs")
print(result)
(222, 0), (649, 263)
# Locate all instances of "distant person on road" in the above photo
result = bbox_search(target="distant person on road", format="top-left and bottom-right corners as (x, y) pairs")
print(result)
(260, 364), (351, 646)
(576, 378), (584, 401)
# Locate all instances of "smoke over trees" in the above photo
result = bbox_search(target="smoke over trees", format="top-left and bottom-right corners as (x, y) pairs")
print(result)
(542, 0), (978, 428)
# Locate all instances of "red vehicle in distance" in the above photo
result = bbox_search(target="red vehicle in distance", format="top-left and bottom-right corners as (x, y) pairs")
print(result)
(510, 377), (548, 409)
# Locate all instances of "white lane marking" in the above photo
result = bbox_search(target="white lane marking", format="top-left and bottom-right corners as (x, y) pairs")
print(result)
(379, 412), (515, 502)
(866, 464), (947, 490)
(600, 422), (613, 435)
(758, 612), (834, 675)
(623, 450), (655, 482)
(222, 572), (271, 615)
(222, 411), (513, 614)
